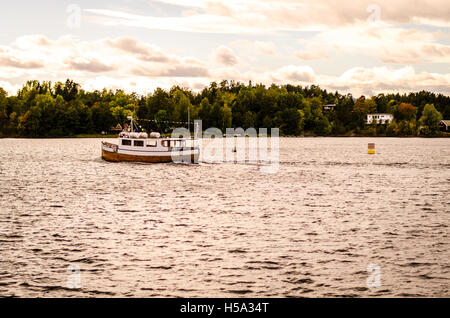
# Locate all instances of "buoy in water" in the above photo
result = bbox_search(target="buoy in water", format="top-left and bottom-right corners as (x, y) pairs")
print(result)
(368, 143), (375, 154)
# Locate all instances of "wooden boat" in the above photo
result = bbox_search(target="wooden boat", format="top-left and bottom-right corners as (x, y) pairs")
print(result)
(102, 136), (199, 164)
(102, 118), (199, 164)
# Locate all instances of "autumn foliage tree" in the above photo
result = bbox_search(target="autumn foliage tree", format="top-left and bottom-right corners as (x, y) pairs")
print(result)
(396, 103), (416, 120)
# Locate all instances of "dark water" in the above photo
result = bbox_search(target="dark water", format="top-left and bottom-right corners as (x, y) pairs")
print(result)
(0, 137), (449, 297)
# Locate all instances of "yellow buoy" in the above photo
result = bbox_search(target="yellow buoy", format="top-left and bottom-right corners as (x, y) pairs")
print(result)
(368, 143), (375, 154)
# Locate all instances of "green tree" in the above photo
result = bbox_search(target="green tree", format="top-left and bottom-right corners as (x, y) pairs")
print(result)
(198, 98), (212, 128)
(148, 88), (172, 118)
(280, 108), (302, 135)
(2, 79), (450, 138)
(155, 110), (169, 132)
(386, 121), (399, 136)
(313, 116), (331, 136)
(262, 115), (273, 129)
(354, 96), (377, 127)
(172, 90), (192, 124)
(242, 111), (257, 129)
(111, 106), (132, 127)
(419, 104), (442, 135)
(91, 102), (115, 133)
(336, 96), (354, 129)
(233, 88), (254, 127)
(18, 106), (41, 137)
(221, 105), (233, 131)
(0, 88), (8, 134)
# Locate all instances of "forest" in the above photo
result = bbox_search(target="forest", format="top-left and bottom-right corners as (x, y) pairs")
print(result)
(0, 79), (448, 138)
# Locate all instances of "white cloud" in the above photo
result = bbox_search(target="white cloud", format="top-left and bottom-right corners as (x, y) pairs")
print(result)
(0, 81), (21, 96)
(0, 55), (44, 69)
(86, 0), (450, 33)
(81, 1), (450, 73)
(0, 35), (448, 97)
(299, 24), (450, 64)
(214, 46), (239, 66)
(105, 37), (171, 63)
(67, 57), (115, 73)
(320, 66), (450, 96)
(270, 65), (316, 83)
(0, 35), (209, 78)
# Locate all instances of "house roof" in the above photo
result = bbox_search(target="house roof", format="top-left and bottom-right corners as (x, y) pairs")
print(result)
(440, 120), (450, 126)
(110, 124), (123, 131)
(367, 113), (393, 116)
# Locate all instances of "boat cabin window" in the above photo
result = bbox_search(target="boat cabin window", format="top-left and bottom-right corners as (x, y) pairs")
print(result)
(122, 139), (132, 146)
(162, 140), (185, 148)
(147, 140), (157, 147)
(134, 140), (144, 147)
(173, 140), (184, 148)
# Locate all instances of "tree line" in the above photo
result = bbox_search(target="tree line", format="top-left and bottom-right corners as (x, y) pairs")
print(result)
(0, 79), (448, 137)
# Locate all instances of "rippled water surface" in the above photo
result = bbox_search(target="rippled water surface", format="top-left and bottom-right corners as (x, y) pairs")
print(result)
(0, 137), (449, 297)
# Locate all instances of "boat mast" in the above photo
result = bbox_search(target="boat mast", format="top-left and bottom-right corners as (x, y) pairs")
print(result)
(188, 103), (190, 137)
(127, 115), (134, 133)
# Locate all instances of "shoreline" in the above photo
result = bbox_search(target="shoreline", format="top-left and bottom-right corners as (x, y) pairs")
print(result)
(1, 134), (449, 139)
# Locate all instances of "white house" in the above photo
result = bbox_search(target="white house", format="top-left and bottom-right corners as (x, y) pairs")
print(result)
(367, 113), (394, 125)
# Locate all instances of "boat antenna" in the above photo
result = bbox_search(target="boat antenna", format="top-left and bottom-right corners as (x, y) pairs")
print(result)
(127, 115), (134, 133)
(187, 103), (191, 137)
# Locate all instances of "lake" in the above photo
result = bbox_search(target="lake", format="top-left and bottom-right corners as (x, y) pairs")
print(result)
(0, 137), (449, 297)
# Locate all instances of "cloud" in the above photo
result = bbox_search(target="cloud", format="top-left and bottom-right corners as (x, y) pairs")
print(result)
(0, 81), (21, 95)
(85, 0), (450, 33)
(0, 55), (44, 69)
(132, 63), (209, 77)
(67, 57), (115, 73)
(0, 35), (448, 97)
(0, 35), (211, 79)
(321, 66), (450, 96)
(301, 24), (450, 64)
(81, 1), (449, 71)
(214, 46), (239, 66)
(271, 65), (316, 83)
(105, 37), (171, 63)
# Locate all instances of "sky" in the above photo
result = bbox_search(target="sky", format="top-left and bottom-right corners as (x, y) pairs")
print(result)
(0, 0), (449, 96)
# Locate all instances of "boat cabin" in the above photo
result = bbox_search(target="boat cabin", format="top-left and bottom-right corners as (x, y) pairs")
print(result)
(119, 138), (188, 149)
(118, 131), (191, 151)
